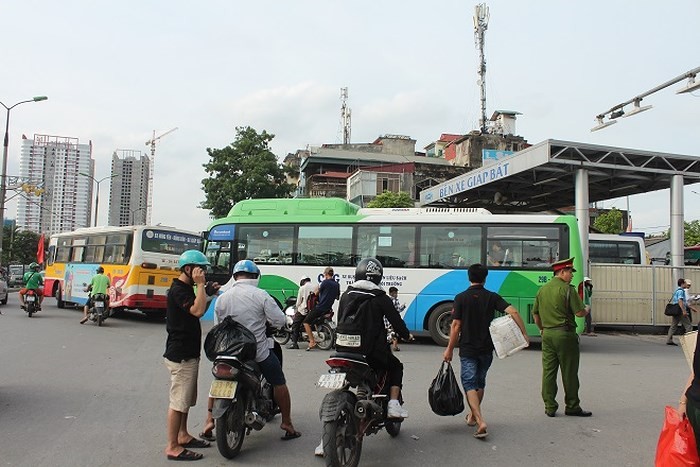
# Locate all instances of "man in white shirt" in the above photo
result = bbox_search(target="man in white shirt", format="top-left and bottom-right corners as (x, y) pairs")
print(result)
(288, 276), (317, 349)
(214, 260), (301, 440)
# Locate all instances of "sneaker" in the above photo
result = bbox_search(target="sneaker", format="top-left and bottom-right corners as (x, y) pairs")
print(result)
(286, 342), (299, 349)
(314, 441), (324, 457)
(387, 400), (409, 418)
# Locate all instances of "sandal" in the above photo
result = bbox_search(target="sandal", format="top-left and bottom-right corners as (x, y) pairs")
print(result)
(306, 343), (318, 351)
(182, 438), (210, 449)
(198, 432), (215, 442)
(167, 448), (203, 461)
(281, 430), (302, 440)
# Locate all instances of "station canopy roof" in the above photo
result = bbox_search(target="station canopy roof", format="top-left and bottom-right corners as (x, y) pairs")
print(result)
(419, 139), (700, 213)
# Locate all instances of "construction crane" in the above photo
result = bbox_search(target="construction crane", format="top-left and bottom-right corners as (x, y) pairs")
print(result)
(144, 127), (178, 224)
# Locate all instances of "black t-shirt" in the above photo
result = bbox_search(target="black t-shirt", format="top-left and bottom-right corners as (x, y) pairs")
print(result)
(163, 278), (202, 362)
(453, 284), (510, 357)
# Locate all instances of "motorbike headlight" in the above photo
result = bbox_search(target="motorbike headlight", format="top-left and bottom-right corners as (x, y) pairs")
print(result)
(212, 362), (239, 379)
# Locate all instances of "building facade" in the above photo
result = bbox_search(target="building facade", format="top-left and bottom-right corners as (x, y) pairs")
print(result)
(107, 150), (150, 226)
(16, 134), (93, 235)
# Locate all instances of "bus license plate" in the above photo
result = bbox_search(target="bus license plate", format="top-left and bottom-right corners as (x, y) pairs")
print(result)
(95, 301), (104, 307)
(317, 373), (346, 389)
(209, 380), (237, 399)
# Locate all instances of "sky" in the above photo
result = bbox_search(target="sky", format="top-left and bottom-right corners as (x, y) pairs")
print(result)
(2, 0), (699, 235)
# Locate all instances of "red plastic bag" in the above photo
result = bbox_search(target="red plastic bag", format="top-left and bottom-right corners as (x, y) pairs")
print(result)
(655, 406), (700, 466)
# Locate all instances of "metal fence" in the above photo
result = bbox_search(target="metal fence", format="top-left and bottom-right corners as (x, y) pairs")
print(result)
(589, 264), (700, 327)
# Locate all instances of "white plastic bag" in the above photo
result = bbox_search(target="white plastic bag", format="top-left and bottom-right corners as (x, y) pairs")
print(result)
(489, 315), (528, 359)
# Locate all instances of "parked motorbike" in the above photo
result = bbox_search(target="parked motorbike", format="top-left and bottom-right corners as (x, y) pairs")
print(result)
(209, 351), (278, 459)
(87, 293), (110, 326)
(22, 290), (39, 317)
(273, 296), (336, 350)
(318, 352), (403, 467)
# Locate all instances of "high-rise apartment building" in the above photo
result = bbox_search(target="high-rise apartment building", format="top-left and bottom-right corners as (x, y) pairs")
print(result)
(16, 134), (93, 235)
(107, 150), (150, 226)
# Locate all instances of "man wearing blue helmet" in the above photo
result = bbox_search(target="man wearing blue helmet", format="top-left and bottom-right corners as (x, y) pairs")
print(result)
(214, 259), (301, 440)
(164, 250), (218, 461)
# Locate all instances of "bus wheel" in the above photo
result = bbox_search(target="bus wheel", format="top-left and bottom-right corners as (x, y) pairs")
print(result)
(55, 287), (65, 309)
(428, 303), (453, 347)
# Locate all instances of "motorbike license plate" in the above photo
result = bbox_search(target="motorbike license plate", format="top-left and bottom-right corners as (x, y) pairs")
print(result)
(317, 373), (346, 389)
(95, 301), (104, 307)
(209, 380), (237, 399)
(26, 296), (36, 302)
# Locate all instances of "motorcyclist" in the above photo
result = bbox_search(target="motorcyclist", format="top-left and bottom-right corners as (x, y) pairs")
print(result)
(335, 257), (413, 418)
(80, 266), (110, 324)
(19, 262), (44, 310)
(212, 259), (301, 440)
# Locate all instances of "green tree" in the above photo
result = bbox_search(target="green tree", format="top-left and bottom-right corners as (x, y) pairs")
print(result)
(2, 226), (42, 265)
(366, 191), (415, 208)
(593, 208), (623, 234)
(682, 220), (700, 246)
(200, 126), (294, 218)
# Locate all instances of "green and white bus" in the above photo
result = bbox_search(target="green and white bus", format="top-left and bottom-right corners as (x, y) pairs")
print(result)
(204, 198), (584, 345)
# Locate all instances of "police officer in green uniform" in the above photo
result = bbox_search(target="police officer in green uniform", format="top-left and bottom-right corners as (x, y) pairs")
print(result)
(532, 257), (592, 418)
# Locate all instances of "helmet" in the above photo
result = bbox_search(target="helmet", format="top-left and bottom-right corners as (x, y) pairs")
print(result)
(177, 250), (210, 269)
(96, 266), (104, 274)
(29, 262), (40, 271)
(355, 257), (383, 285)
(299, 275), (310, 286)
(233, 259), (260, 277)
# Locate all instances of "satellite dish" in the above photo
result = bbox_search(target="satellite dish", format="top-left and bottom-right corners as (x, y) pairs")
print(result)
(494, 192), (507, 205)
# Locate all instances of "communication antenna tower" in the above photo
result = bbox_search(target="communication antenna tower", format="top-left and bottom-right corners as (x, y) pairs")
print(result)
(340, 87), (352, 144)
(474, 3), (490, 134)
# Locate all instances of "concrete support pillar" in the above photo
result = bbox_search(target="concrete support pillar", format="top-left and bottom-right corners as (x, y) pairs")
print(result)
(575, 168), (590, 277)
(670, 174), (684, 284)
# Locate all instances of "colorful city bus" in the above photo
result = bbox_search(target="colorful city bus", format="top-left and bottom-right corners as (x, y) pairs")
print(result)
(204, 198), (584, 345)
(44, 226), (202, 316)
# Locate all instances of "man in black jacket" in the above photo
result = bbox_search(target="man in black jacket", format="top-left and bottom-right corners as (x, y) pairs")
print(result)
(335, 257), (413, 418)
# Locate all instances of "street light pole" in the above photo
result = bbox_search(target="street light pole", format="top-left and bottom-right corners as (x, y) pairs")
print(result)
(0, 96), (48, 265)
(79, 173), (119, 227)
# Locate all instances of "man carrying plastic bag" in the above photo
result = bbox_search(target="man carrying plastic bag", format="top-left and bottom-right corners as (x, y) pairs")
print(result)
(443, 263), (528, 439)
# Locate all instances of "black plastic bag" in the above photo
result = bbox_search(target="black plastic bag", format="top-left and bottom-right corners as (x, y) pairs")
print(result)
(204, 316), (257, 362)
(428, 361), (465, 416)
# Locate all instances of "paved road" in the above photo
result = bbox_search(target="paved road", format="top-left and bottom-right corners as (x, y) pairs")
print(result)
(0, 297), (690, 466)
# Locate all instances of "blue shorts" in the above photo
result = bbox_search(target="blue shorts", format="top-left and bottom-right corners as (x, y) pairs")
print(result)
(460, 354), (493, 392)
(257, 351), (286, 386)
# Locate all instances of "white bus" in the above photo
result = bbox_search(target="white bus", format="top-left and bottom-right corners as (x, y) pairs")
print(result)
(589, 233), (648, 265)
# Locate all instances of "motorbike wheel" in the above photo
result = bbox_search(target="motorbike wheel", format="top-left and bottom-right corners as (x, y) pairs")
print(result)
(316, 323), (335, 351)
(385, 420), (402, 437)
(27, 303), (35, 318)
(216, 393), (247, 459)
(273, 328), (291, 346)
(97, 311), (103, 327)
(323, 405), (362, 467)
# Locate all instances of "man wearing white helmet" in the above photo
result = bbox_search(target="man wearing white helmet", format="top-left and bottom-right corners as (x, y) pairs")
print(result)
(214, 259), (301, 440)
